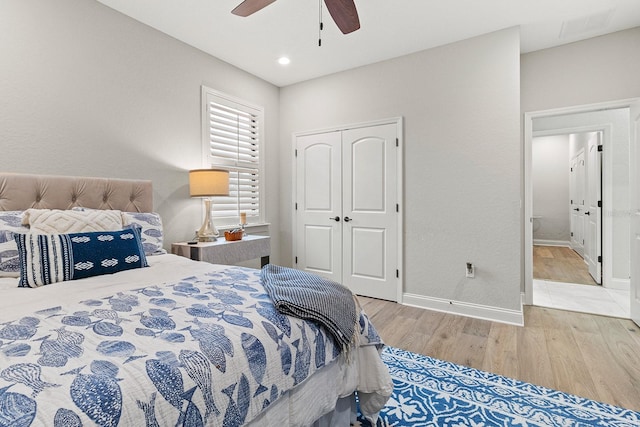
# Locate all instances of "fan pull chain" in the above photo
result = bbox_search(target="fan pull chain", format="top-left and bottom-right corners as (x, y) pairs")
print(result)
(318, 0), (323, 46)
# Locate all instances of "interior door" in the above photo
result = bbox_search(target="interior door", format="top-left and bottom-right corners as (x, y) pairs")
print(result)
(570, 151), (586, 256)
(585, 132), (602, 284)
(295, 132), (342, 283)
(570, 156), (579, 252)
(630, 100), (640, 326)
(342, 124), (398, 301)
(295, 122), (400, 302)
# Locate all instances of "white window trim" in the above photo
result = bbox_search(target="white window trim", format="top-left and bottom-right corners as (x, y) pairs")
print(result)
(201, 86), (266, 227)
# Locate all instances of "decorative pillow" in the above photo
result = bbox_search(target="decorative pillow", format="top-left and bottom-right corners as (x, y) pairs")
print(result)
(121, 212), (167, 256)
(0, 211), (27, 277)
(23, 209), (123, 234)
(14, 227), (148, 287)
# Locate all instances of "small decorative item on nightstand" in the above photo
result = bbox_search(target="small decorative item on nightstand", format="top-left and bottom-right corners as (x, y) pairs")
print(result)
(224, 229), (243, 241)
(239, 212), (247, 237)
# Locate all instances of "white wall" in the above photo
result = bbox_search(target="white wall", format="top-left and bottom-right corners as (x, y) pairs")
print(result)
(0, 0), (282, 261)
(532, 135), (570, 244)
(280, 27), (522, 316)
(521, 27), (640, 112)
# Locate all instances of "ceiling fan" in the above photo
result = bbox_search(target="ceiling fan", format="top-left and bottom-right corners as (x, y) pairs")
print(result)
(232, 0), (360, 34)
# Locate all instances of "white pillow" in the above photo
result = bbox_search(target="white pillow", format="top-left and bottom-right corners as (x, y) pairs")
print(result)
(121, 212), (167, 256)
(23, 209), (123, 234)
(0, 211), (27, 277)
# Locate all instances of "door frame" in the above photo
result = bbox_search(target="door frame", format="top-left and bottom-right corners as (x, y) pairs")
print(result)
(524, 99), (637, 306)
(292, 117), (404, 303)
(630, 100), (640, 326)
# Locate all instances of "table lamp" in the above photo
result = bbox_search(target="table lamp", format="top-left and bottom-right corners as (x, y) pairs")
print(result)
(189, 169), (229, 242)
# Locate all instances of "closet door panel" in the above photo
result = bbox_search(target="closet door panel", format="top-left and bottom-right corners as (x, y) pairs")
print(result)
(295, 132), (342, 281)
(351, 227), (385, 279)
(343, 123), (398, 300)
(352, 138), (386, 211)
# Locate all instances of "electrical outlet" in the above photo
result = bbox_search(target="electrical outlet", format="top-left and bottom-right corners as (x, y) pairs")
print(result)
(466, 262), (475, 278)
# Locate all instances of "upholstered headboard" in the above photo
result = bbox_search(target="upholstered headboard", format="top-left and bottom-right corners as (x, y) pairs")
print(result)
(0, 173), (153, 212)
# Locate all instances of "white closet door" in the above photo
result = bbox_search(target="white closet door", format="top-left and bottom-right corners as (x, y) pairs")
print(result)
(342, 124), (398, 300)
(295, 132), (342, 283)
(295, 122), (400, 302)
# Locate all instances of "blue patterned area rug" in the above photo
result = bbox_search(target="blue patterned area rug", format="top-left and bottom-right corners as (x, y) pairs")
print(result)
(356, 346), (640, 427)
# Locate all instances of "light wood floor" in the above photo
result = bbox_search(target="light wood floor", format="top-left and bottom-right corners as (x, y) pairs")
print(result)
(533, 245), (598, 286)
(359, 296), (640, 412)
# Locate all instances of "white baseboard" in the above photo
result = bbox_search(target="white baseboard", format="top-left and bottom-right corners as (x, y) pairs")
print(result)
(402, 293), (524, 326)
(533, 239), (571, 247)
(606, 278), (630, 291)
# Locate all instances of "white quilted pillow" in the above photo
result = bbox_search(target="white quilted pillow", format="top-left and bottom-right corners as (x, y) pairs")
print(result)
(23, 209), (123, 234)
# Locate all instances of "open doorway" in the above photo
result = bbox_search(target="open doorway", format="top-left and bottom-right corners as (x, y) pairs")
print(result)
(532, 131), (601, 287)
(524, 102), (631, 318)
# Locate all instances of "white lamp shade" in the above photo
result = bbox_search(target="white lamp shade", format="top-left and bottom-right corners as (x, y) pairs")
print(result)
(189, 169), (229, 197)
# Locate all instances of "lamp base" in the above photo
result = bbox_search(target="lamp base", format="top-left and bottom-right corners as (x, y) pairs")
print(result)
(197, 198), (219, 242)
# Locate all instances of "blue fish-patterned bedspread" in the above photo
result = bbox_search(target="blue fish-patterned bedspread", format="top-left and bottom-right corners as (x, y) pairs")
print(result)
(0, 266), (382, 426)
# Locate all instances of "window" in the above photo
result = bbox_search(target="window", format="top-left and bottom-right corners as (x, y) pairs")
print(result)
(201, 86), (264, 225)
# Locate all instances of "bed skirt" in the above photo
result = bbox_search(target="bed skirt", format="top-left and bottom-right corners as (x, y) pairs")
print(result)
(311, 394), (356, 426)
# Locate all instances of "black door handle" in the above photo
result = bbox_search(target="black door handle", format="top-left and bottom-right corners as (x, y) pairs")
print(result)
(330, 216), (340, 222)
(585, 211), (590, 216)
(573, 208), (580, 211)
(344, 216), (351, 222)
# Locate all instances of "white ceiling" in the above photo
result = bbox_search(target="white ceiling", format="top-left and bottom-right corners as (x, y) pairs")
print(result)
(96, 0), (640, 87)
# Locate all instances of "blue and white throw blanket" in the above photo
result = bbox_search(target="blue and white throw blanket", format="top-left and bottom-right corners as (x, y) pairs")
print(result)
(261, 264), (357, 351)
(0, 266), (383, 426)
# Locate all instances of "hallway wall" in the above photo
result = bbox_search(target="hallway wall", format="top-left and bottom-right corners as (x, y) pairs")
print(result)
(532, 135), (571, 245)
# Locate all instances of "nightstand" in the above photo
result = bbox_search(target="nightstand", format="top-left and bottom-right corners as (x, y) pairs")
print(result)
(171, 235), (271, 267)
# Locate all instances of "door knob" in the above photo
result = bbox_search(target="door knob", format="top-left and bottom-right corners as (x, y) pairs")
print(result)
(573, 208), (580, 211)
(344, 216), (352, 222)
(585, 211), (590, 216)
(330, 216), (340, 222)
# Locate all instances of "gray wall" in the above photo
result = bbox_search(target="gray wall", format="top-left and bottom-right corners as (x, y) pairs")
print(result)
(521, 27), (640, 112)
(532, 135), (570, 244)
(0, 0), (282, 261)
(280, 28), (522, 312)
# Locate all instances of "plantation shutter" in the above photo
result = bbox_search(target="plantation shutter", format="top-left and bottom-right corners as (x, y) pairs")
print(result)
(203, 87), (263, 224)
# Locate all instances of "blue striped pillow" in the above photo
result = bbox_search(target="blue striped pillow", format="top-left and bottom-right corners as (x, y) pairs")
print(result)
(14, 227), (148, 287)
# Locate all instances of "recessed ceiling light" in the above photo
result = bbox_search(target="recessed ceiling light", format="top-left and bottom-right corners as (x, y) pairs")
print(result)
(278, 57), (291, 65)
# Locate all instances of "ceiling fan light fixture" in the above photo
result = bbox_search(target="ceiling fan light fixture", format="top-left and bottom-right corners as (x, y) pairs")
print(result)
(278, 56), (291, 65)
(232, 0), (360, 35)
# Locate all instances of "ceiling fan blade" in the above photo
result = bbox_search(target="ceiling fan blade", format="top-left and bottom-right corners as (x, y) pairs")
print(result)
(324, 0), (360, 34)
(231, 0), (277, 17)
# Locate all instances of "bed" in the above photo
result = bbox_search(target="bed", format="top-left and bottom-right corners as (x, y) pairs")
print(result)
(0, 172), (392, 427)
